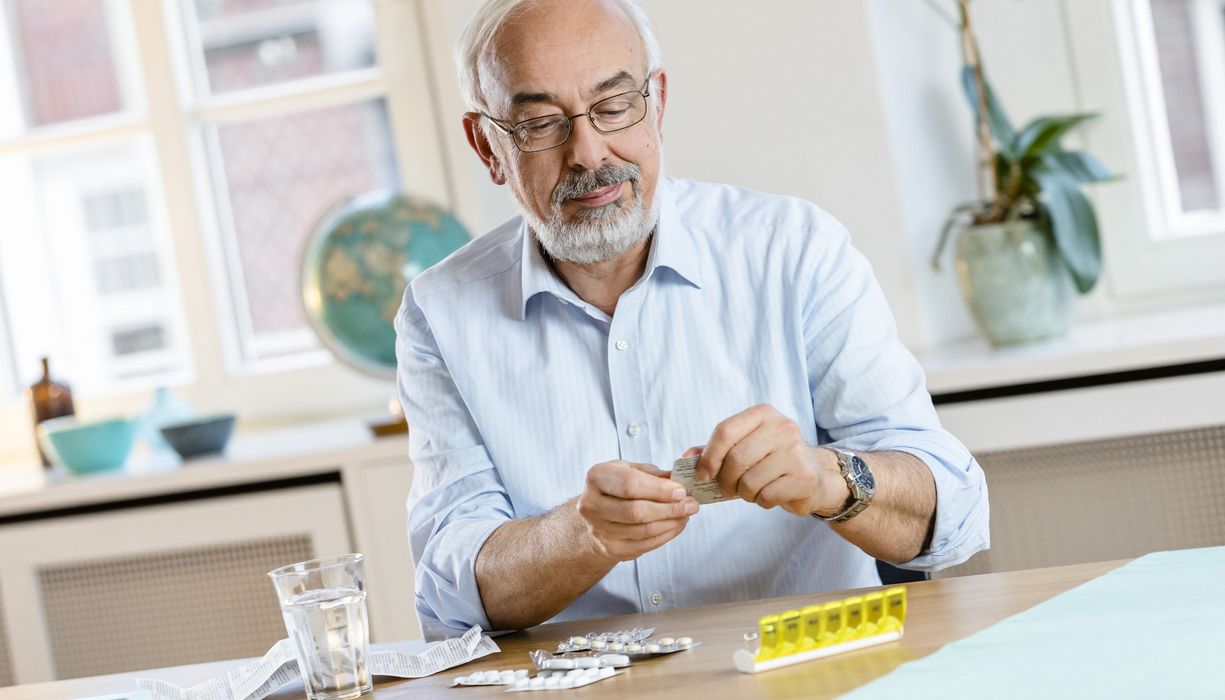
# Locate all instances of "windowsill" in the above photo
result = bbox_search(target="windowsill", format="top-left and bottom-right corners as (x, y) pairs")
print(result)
(919, 301), (1225, 398)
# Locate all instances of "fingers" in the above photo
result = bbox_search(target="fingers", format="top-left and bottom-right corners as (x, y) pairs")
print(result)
(698, 404), (777, 480)
(581, 490), (698, 524)
(594, 519), (688, 560)
(587, 461), (684, 502)
(682, 445), (704, 458)
(716, 421), (791, 498)
(593, 516), (691, 541)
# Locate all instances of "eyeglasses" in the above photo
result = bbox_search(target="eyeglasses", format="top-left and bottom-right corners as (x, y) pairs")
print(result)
(481, 78), (651, 153)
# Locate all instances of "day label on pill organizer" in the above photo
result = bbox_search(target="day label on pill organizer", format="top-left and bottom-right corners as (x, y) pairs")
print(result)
(672, 456), (733, 504)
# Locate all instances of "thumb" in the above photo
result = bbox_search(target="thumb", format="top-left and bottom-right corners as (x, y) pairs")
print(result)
(682, 445), (705, 458)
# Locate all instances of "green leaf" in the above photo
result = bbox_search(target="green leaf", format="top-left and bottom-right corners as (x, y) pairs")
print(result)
(1042, 151), (1119, 183)
(1032, 169), (1102, 293)
(1014, 114), (1098, 159)
(961, 65), (1016, 159)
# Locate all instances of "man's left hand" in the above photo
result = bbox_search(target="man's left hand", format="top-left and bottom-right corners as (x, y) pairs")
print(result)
(691, 404), (849, 517)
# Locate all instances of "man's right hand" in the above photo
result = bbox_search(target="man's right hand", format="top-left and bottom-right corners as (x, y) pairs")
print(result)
(576, 460), (699, 561)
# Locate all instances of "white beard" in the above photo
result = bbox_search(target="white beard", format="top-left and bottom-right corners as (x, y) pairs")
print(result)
(519, 158), (664, 265)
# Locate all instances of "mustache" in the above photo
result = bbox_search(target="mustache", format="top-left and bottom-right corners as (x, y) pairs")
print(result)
(551, 164), (642, 208)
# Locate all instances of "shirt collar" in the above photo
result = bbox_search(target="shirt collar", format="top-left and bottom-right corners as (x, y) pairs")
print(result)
(516, 177), (703, 320)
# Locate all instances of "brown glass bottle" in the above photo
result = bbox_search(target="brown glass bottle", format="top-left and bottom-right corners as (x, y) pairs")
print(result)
(29, 357), (75, 468)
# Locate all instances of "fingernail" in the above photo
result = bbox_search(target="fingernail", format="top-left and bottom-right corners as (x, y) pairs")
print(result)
(683, 501), (699, 515)
(672, 488), (686, 501)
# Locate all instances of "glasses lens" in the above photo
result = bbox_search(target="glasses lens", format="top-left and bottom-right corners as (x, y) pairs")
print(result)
(513, 115), (570, 152)
(590, 91), (647, 133)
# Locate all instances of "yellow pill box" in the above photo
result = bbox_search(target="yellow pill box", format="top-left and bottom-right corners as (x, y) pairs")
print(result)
(735, 586), (908, 674)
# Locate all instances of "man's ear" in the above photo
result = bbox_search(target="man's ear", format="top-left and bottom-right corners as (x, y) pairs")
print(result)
(463, 112), (507, 185)
(652, 69), (668, 137)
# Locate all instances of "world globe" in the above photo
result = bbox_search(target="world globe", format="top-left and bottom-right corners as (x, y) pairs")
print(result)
(301, 191), (471, 379)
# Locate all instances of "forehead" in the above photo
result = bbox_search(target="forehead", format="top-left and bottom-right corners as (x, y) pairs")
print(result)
(481, 0), (646, 110)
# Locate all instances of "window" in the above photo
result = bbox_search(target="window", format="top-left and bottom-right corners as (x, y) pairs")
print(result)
(1065, 0), (1225, 298)
(1124, 0), (1225, 236)
(0, 1), (190, 396)
(171, 0), (402, 368)
(0, 0), (451, 456)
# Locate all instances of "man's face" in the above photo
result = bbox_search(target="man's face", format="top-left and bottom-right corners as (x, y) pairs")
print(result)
(471, 0), (666, 264)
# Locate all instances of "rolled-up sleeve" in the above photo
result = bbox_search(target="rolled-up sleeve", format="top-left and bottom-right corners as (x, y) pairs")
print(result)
(801, 217), (989, 571)
(395, 286), (513, 640)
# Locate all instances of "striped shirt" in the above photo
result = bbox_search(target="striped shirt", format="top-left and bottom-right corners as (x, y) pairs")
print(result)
(395, 177), (989, 640)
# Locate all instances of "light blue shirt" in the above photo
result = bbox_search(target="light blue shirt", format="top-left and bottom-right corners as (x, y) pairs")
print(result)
(395, 177), (989, 640)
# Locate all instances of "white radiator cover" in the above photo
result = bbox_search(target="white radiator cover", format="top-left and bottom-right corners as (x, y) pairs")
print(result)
(943, 424), (1225, 577)
(38, 535), (314, 680)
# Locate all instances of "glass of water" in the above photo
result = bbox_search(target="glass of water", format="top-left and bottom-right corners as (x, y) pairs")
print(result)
(268, 553), (372, 700)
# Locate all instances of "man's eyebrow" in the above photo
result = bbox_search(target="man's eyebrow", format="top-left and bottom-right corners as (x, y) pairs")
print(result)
(591, 71), (637, 95)
(508, 71), (639, 109)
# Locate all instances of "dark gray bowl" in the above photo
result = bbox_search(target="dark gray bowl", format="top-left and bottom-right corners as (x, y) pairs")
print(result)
(160, 414), (236, 460)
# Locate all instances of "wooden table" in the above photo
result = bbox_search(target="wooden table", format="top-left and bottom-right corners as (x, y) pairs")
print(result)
(0, 559), (1125, 700)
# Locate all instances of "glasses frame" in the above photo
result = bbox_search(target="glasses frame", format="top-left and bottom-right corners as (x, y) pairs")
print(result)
(481, 77), (652, 153)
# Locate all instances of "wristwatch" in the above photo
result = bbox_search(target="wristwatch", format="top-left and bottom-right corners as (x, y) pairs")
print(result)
(813, 446), (875, 523)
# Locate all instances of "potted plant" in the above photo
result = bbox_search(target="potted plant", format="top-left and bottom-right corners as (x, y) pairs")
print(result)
(930, 0), (1118, 346)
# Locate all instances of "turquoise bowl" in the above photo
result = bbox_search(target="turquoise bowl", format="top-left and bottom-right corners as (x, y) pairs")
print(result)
(39, 416), (137, 475)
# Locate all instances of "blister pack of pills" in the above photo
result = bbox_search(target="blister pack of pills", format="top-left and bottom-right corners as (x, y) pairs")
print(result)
(507, 667), (621, 692)
(554, 628), (653, 653)
(530, 650), (631, 671)
(452, 669), (531, 687)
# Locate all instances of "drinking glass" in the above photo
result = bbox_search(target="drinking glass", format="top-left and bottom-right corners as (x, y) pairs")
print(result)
(268, 553), (372, 700)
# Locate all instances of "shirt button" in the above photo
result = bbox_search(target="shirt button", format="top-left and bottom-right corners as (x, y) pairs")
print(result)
(650, 592), (663, 606)
(615, 339), (629, 351)
(627, 423), (642, 437)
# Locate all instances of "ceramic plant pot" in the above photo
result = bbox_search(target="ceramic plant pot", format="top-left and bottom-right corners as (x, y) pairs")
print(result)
(953, 220), (1073, 346)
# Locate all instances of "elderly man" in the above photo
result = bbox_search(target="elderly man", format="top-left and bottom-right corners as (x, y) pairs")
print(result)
(395, 0), (989, 640)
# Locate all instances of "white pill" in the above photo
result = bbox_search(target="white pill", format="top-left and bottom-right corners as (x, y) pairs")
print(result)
(627, 643), (642, 653)
(545, 676), (561, 689)
(561, 676), (576, 689)
(530, 677), (545, 689)
(515, 669), (530, 680)
(454, 676), (468, 684)
(646, 642), (661, 653)
(600, 666), (616, 679)
(554, 658), (576, 670)
(569, 636), (586, 646)
(658, 637), (675, 647)
(500, 671), (515, 682)
(515, 678), (530, 690)
(678, 636), (693, 648)
(590, 639), (607, 650)
(584, 667), (601, 679)
(577, 657), (599, 669)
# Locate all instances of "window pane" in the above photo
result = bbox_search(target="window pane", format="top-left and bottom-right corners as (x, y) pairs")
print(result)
(1148, 0), (1224, 212)
(208, 98), (398, 361)
(0, 140), (192, 395)
(183, 0), (377, 95)
(0, 0), (140, 135)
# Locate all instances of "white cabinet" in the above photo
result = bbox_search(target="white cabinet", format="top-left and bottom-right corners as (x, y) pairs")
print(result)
(0, 421), (421, 685)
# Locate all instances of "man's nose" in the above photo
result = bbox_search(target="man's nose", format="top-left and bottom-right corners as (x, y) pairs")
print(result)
(562, 116), (611, 172)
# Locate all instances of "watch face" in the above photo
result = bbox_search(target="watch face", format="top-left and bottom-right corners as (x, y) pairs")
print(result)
(850, 455), (875, 494)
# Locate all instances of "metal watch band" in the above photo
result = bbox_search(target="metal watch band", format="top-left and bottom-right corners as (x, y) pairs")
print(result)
(814, 446), (875, 524)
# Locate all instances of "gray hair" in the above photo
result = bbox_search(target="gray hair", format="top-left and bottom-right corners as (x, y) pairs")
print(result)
(455, 0), (662, 114)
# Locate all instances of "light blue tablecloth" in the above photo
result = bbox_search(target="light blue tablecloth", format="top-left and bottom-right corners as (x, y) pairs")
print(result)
(842, 547), (1225, 699)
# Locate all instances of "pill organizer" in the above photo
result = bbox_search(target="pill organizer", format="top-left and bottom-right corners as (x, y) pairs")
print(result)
(506, 667), (622, 692)
(733, 586), (907, 674)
